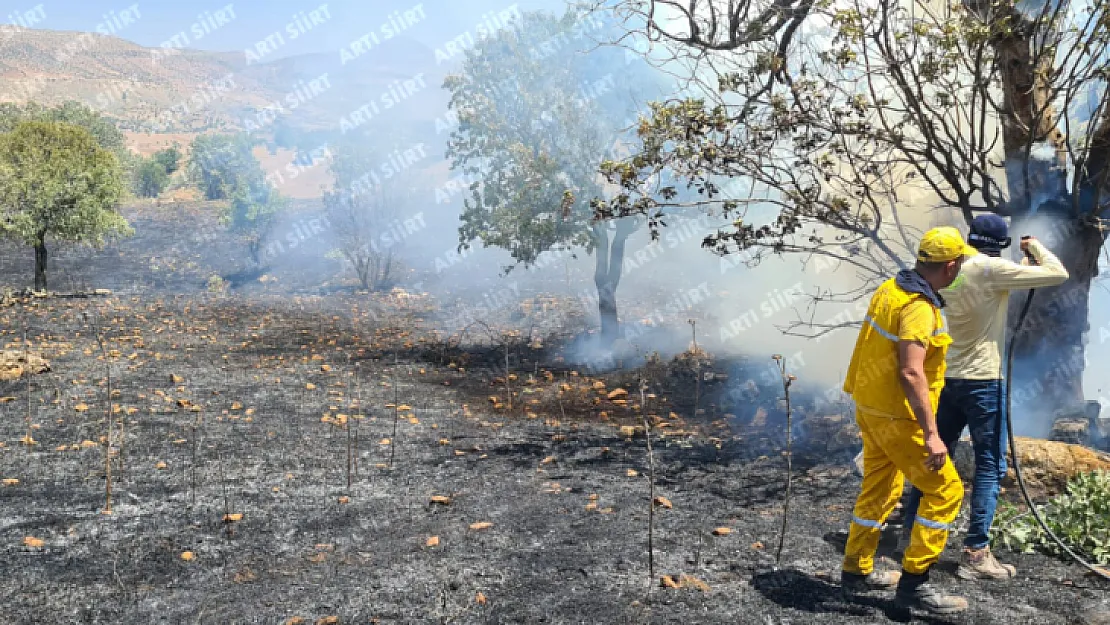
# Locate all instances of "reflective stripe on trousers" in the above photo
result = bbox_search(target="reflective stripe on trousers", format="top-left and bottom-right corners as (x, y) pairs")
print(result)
(843, 411), (964, 576)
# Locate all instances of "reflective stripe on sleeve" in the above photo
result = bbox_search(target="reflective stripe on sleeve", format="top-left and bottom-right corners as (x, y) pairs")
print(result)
(852, 515), (883, 529)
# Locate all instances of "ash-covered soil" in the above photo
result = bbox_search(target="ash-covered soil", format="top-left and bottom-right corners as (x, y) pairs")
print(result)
(0, 293), (1106, 625)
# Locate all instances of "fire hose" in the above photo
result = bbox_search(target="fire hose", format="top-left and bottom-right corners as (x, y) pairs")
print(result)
(1003, 237), (1110, 581)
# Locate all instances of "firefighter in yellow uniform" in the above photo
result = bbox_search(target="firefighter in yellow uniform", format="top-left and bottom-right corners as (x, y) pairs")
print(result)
(839, 227), (975, 616)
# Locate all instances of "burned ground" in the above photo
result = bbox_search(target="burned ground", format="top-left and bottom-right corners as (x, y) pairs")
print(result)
(0, 210), (1107, 624)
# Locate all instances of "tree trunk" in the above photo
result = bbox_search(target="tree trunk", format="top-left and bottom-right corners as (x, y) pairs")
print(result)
(33, 236), (48, 292)
(592, 219), (637, 346)
(1007, 211), (1101, 437)
(597, 278), (619, 344)
(985, 8), (1090, 435)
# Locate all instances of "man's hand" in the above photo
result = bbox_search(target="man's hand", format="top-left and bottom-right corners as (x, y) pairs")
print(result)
(924, 432), (948, 471)
(1019, 236), (1037, 254)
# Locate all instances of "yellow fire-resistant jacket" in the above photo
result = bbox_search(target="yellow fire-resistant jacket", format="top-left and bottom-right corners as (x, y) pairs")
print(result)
(843, 277), (952, 421)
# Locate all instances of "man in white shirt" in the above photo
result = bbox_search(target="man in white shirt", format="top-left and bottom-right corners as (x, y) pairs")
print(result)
(902, 214), (1068, 580)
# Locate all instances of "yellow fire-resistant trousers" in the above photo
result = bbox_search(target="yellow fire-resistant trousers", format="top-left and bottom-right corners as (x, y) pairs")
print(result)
(842, 409), (964, 576)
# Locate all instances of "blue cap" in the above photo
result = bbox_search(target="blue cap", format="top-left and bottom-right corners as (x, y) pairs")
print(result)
(967, 214), (1010, 252)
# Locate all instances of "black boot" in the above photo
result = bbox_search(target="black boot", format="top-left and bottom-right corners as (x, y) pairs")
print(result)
(895, 569), (968, 615)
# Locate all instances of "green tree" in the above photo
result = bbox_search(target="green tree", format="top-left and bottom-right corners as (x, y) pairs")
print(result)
(593, 0), (1110, 427)
(188, 133), (260, 201)
(445, 9), (668, 344)
(133, 158), (170, 198)
(0, 101), (127, 157)
(227, 180), (286, 267)
(0, 121), (130, 291)
(132, 145), (182, 198)
(153, 145), (181, 175)
(188, 133), (286, 264)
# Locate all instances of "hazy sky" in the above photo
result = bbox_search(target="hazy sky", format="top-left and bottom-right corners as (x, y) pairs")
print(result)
(4, 0), (564, 58)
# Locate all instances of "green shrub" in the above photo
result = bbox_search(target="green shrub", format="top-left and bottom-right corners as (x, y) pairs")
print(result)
(206, 275), (228, 294)
(995, 470), (1110, 565)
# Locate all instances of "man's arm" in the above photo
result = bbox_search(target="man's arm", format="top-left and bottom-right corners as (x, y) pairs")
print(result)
(984, 238), (1068, 290)
(897, 301), (949, 471)
(898, 340), (948, 471)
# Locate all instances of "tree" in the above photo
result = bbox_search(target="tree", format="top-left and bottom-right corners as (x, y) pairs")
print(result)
(133, 158), (170, 198)
(188, 133), (259, 201)
(132, 146), (182, 198)
(0, 101), (128, 157)
(323, 138), (418, 291)
(188, 133), (286, 265)
(0, 121), (130, 291)
(589, 0), (1110, 428)
(227, 179), (286, 267)
(444, 9), (670, 345)
(153, 145), (181, 175)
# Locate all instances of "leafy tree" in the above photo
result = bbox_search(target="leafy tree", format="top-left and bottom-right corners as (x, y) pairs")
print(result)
(0, 121), (130, 291)
(591, 0), (1110, 426)
(0, 101), (127, 157)
(132, 145), (182, 198)
(133, 158), (170, 198)
(188, 133), (286, 264)
(323, 137), (418, 291)
(188, 133), (260, 201)
(227, 179), (286, 267)
(445, 9), (669, 344)
(153, 145), (181, 175)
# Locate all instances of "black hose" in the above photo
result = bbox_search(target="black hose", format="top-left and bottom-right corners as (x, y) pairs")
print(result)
(1005, 288), (1110, 580)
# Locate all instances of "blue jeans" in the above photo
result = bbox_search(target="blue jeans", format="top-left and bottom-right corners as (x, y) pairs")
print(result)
(904, 378), (1008, 549)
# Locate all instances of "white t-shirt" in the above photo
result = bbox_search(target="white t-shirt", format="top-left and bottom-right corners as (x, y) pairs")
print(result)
(940, 239), (1069, 380)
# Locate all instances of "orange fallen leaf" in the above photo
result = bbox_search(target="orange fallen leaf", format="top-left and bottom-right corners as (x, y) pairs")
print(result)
(426, 536), (440, 547)
(283, 618), (305, 625)
(475, 592), (487, 605)
(74, 403), (89, 412)
(430, 496), (452, 505)
(337, 496), (350, 504)
(305, 383), (316, 390)
(541, 455), (556, 465)
(607, 388), (628, 400)
(223, 513), (243, 522)
(155, 461), (168, 470)
(23, 536), (44, 548)
(379, 438), (391, 445)
(315, 617), (338, 625)
(660, 575), (680, 588)
(712, 527), (732, 536)
(678, 574), (710, 592)
(469, 521), (493, 531)
(653, 496), (673, 509)
(585, 502), (598, 511)
(751, 541), (764, 550)
(180, 551), (195, 561)
(626, 469), (638, 477)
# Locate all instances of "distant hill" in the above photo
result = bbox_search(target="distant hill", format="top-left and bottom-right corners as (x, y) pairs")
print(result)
(0, 27), (450, 136)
